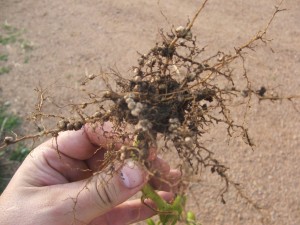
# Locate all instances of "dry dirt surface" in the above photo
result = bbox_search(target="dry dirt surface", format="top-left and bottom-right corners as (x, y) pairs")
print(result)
(1, 0), (300, 224)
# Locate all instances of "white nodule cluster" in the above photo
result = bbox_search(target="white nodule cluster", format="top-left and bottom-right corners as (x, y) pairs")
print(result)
(124, 93), (143, 117)
(119, 146), (127, 161)
(132, 102), (143, 116)
(133, 68), (140, 75)
(184, 136), (195, 149)
(185, 136), (193, 144)
(134, 75), (142, 82)
(168, 117), (180, 132)
(124, 93), (136, 101)
(136, 119), (152, 131)
(175, 26), (185, 35)
(127, 101), (136, 110)
(175, 26), (193, 40)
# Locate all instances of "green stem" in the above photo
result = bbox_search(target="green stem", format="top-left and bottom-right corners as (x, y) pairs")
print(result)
(134, 134), (185, 224)
(142, 183), (169, 209)
(142, 183), (186, 225)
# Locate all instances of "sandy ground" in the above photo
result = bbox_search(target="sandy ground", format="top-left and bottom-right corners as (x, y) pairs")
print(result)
(1, 0), (300, 224)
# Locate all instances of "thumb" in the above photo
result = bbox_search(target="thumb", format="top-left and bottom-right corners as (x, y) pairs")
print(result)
(54, 160), (147, 224)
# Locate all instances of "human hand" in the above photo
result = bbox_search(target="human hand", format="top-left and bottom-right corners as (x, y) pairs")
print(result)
(0, 123), (180, 225)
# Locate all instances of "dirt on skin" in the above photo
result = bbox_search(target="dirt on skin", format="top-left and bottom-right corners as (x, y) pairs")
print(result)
(1, 0), (300, 224)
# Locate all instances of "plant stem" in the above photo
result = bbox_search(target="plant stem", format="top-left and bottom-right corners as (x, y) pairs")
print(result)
(142, 183), (186, 225)
(142, 183), (169, 209)
(134, 134), (185, 224)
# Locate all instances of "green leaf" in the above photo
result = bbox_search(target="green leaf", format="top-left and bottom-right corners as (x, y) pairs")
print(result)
(0, 54), (8, 61)
(0, 66), (11, 75)
(9, 145), (30, 162)
(146, 218), (156, 225)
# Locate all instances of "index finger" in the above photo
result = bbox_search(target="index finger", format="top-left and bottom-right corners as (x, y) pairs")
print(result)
(43, 122), (115, 160)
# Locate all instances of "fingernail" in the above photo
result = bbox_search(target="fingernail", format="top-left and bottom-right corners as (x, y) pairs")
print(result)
(120, 160), (145, 188)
